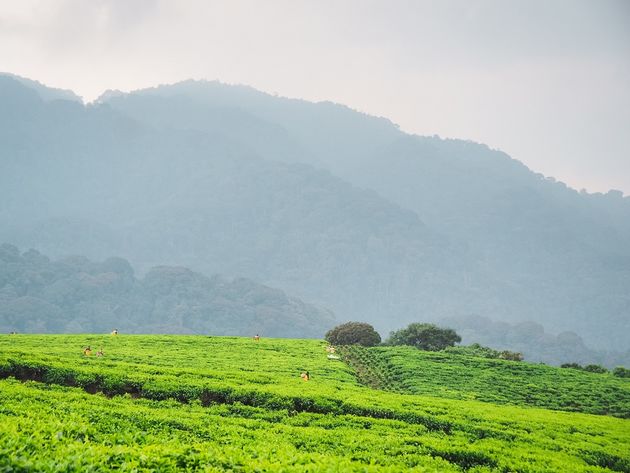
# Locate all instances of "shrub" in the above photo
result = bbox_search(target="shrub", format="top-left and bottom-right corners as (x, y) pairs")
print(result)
(561, 363), (583, 369)
(445, 343), (500, 359)
(325, 322), (381, 347)
(498, 350), (524, 362)
(583, 364), (608, 374)
(612, 366), (630, 378)
(387, 323), (461, 351)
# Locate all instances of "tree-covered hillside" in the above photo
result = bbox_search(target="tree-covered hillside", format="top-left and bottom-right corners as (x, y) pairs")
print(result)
(1, 74), (628, 355)
(0, 75), (467, 334)
(99, 79), (630, 351)
(0, 244), (334, 337)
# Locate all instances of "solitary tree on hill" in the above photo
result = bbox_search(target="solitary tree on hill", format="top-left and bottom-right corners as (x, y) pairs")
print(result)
(387, 323), (461, 351)
(325, 322), (381, 346)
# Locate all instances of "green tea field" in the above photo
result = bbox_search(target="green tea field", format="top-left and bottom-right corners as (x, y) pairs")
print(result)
(340, 345), (630, 417)
(1, 335), (629, 472)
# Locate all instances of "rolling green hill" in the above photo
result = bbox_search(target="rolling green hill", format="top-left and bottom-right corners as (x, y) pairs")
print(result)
(340, 345), (630, 417)
(1, 335), (629, 472)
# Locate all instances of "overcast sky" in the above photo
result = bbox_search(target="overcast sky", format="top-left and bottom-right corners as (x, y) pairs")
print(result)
(1, 0), (629, 194)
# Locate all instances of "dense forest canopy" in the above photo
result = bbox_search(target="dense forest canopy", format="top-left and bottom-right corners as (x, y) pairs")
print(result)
(0, 243), (334, 337)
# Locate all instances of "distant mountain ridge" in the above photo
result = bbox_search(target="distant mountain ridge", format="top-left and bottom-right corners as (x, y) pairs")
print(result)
(0, 72), (82, 103)
(1, 74), (628, 353)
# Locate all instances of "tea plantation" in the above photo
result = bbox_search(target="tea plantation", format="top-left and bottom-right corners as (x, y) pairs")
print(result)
(1, 334), (629, 472)
(340, 345), (630, 417)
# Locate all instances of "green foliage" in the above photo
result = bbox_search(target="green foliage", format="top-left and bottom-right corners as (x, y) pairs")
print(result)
(336, 345), (404, 392)
(353, 345), (630, 417)
(387, 323), (461, 351)
(0, 334), (629, 472)
(613, 367), (630, 378)
(562, 363), (618, 376)
(325, 322), (381, 347)
(446, 343), (523, 361)
(446, 343), (503, 358)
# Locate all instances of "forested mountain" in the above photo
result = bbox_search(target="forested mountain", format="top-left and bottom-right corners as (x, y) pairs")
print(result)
(0, 74), (468, 336)
(0, 244), (334, 337)
(100, 80), (630, 348)
(1, 74), (628, 355)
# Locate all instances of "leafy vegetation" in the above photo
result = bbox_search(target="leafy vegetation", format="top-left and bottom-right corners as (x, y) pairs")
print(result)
(1, 334), (629, 472)
(614, 367), (630, 378)
(325, 322), (381, 347)
(446, 344), (523, 361)
(336, 345), (404, 392)
(387, 323), (461, 351)
(345, 345), (630, 418)
(561, 362), (615, 374)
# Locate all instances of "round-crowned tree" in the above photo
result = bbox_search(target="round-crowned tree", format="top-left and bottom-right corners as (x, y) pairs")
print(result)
(325, 322), (381, 346)
(387, 323), (461, 351)
(613, 366), (630, 378)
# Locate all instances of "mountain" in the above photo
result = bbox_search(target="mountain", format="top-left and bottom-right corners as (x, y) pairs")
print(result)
(0, 72), (82, 103)
(1, 74), (628, 354)
(0, 243), (335, 337)
(99, 79), (630, 350)
(442, 315), (630, 368)
(0, 75), (467, 334)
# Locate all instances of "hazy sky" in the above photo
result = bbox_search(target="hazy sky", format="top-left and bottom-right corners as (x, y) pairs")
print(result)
(1, 0), (629, 194)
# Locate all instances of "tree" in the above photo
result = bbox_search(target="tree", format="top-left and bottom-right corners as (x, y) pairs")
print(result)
(583, 364), (608, 374)
(325, 322), (381, 347)
(387, 323), (461, 351)
(612, 366), (630, 378)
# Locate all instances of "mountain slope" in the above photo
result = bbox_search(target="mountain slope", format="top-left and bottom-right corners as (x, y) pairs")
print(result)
(98, 80), (630, 350)
(2, 74), (629, 351)
(0, 76), (466, 335)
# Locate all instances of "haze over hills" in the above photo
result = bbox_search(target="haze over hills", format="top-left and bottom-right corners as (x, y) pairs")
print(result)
(1, 73), (629, 357)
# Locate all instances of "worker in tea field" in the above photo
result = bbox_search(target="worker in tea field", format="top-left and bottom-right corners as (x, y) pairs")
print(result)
(111, 329), (118, 336)
(253, 334), (260, 341)
(300, 371), (310, 382)
(83, 346), (92, 356)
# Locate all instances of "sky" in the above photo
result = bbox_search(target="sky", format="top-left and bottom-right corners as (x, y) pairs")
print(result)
(1, 0), (629, 194)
